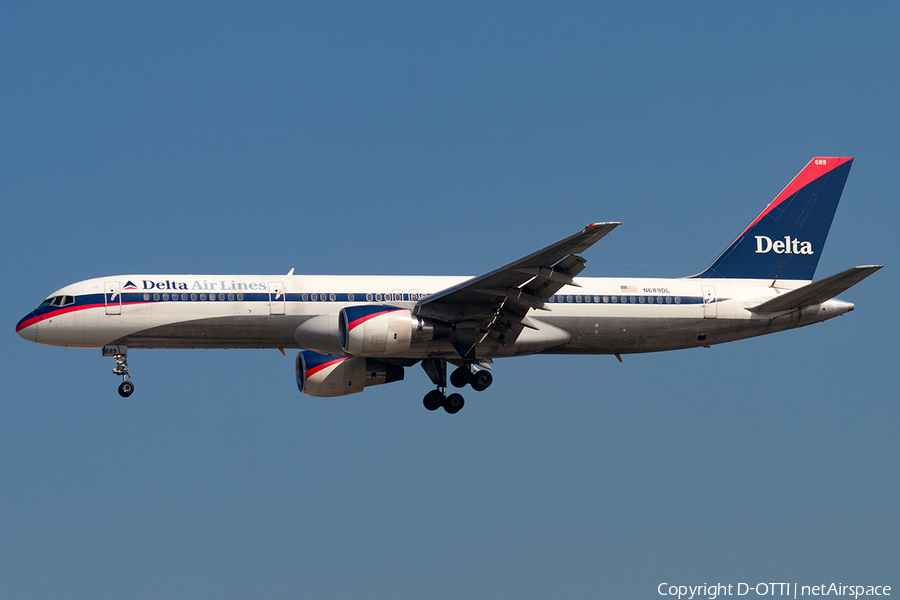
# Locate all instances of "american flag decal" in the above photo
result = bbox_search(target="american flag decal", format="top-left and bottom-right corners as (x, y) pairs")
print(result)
(620, 285), (636, 293)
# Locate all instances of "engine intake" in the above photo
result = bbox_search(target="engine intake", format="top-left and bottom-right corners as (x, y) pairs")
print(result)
(339, 305), (450, 356)
(295, 350), (404, 397)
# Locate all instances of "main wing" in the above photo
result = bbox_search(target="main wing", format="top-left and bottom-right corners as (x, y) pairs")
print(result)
(415, 222), (621, 359)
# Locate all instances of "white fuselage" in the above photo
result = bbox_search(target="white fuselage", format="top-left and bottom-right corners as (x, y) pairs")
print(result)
(17, 274), (853, 357)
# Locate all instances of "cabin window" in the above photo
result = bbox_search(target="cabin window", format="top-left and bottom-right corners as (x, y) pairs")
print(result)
(329, 293), (336, 301)
(675, 297), (681, 304)
(200, 293), (206, 301)
(191, 293), (198, 301)
(665, 297), (672, 304)
(348, 293), (355, 301)
(228, 293), (234, 301)
(366, 293), (373, 302)
(153, 293), (160, 301)
(375, 293), (383, 301)
(237, 293), (244, 301)
(143, 293), (150, 301)
(639, 296), (645, 303)
(648, 296), (654, 304)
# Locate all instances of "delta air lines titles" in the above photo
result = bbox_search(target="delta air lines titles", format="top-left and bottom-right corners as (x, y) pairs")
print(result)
(134, 279), (269, 292)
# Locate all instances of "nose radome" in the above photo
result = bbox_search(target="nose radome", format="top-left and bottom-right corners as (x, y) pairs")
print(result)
(16, 313), (37, 343)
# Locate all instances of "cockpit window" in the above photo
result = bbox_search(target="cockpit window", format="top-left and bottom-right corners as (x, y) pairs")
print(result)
(37, 295), (74, 309)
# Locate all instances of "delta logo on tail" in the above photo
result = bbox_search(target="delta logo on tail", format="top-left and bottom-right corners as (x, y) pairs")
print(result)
(754, 236), (813, 255)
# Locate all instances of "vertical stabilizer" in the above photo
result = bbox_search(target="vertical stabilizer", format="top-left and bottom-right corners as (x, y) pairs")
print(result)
(693, 157), (853, 281)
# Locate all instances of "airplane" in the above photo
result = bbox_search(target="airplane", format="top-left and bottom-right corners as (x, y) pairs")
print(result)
(16, 157), (881, 413)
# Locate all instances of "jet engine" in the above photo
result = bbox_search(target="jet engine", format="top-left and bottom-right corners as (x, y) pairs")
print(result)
(295, 350), (404, 397)
(339, 305), (450, 356)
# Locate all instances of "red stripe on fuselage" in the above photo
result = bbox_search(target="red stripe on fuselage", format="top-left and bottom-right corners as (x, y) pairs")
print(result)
(15, 302), (143, 331)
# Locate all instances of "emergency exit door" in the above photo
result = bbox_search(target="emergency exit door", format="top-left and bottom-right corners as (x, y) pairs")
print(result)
(269, 282), (285, 315)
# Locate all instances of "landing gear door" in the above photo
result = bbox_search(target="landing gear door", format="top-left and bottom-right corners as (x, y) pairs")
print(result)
(702, 285), (717, 319)
(105, 281), (122, 315)
(269, 281), (285, 315)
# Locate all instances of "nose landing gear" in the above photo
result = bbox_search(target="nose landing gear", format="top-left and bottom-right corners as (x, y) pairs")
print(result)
(104, 344), (134, 397)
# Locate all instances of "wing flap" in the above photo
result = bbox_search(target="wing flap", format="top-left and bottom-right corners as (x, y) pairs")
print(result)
(753, 265), (882, 313)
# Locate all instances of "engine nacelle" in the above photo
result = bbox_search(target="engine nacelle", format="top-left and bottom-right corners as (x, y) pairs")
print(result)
(339, 305), (450, 356)
(295, 350), (404, 397)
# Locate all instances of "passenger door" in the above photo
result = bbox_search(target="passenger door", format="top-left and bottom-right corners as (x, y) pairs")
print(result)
(104, 281), (122, 315)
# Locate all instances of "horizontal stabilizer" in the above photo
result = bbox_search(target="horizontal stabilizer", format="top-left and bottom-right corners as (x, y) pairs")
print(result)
(753, 265), (882, 313)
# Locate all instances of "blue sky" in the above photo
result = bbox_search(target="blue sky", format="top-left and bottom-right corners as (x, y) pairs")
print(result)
(1, 2), (897, 598)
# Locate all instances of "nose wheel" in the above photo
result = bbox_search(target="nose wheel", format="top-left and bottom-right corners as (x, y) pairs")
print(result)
(118, 380), (134, 397)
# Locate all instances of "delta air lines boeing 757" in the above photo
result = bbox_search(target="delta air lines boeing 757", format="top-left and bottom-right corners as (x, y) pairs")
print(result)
(16, 158), (881, 413)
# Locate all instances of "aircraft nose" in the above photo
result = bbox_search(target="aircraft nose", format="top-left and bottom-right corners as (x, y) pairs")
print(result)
(16, 312), (37, 343)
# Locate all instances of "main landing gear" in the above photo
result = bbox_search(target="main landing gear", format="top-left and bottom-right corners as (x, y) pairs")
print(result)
(421, 359), (493, 414)
(104, 344), (134, 397)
